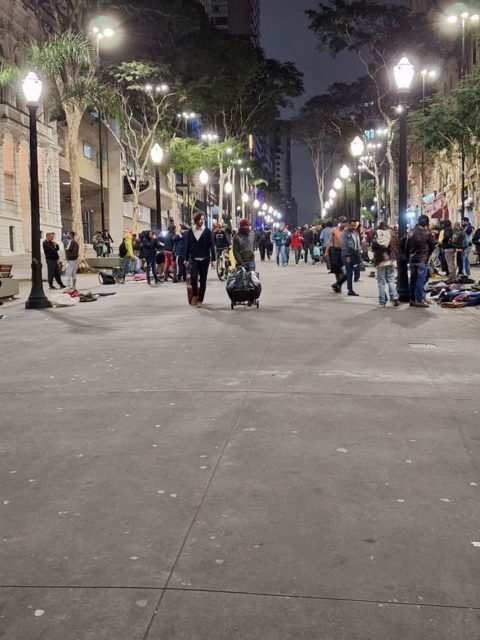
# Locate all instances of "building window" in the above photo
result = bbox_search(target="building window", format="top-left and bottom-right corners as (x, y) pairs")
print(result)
(47, 168), (54, 211)
(4, 172), (15, 201)
(9, 226), (15, 252)
(83, 141), (94, 160)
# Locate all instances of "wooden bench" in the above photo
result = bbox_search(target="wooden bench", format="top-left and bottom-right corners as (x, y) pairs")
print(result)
(0, 264), (13, 278)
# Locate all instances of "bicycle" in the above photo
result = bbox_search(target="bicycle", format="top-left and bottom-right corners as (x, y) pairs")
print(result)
(216, 247), (232, 281)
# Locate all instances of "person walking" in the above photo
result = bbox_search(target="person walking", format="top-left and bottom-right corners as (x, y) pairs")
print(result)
(334, 219), (362, 296)
(405, 214), (436, 307)
(440, 219), (456, 279)
(320, 222), (332, 269)
(264, 228), (273, 261)
(43, 232), (66, 289)
(291, 227), (304, 264)
(142, 230), (160, 285)
(372, 222), (399, 307)
(163, 225), (178, 281)
(64, 231), (79, 290)
(174, 225), (189, 282)
(255, 228), (267, 262)
(185, 212), (216, 308)
(233, 218), (256, 272)
(272, 226), (288, 266)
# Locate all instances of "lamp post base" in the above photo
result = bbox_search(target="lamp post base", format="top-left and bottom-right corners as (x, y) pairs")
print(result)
(25, 259), (51, 309)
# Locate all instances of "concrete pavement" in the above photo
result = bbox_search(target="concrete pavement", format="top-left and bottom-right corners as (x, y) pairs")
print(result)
(0, 256), (480, 639)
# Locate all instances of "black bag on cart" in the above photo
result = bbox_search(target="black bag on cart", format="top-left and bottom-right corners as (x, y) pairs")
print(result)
(226, 267), (262, 302)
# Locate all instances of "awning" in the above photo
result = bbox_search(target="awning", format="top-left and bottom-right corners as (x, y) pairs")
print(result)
(432, 204), (449, 219)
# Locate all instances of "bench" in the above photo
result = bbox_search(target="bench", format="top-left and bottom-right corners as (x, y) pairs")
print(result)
(0, 277), (20, 299)
(0, 264), (13, 278)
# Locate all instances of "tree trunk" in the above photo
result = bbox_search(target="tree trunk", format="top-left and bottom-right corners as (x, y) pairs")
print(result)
(65, 105), (86, 269)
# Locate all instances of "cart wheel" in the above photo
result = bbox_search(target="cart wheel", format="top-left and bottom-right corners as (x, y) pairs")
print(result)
(256, 301), (260, 309)
(231, 301), (234, 310)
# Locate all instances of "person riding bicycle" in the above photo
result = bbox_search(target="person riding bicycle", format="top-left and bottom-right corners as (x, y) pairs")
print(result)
(213, 223), (231, 258)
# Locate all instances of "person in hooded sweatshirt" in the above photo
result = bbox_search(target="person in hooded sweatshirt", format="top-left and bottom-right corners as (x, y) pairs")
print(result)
(372, 221), (400, 307)
(233, 218), (256, 272)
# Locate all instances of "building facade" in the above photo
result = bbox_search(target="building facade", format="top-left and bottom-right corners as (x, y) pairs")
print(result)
(198, 0), (260, 46)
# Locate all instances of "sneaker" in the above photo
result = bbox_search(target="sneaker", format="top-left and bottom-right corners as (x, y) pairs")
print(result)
(393, 299), (400, 307)
(0, 314), (6, 319)
(331, 284), (341, 293)
(196, 301), (203, 308)
(347, 291), (359, 297)
(59, 285), (66, 289)
(49, 286), (57, 290)
(378, 303), (386, 307)
(191, 296), (198, 306)
(414, 300), (429, 308)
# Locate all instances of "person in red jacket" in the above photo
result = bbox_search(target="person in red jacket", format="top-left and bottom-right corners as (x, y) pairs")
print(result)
(291, 227), (304, 264)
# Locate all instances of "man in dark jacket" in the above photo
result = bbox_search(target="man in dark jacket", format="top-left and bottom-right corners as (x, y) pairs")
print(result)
(405, 214), (436, 307)
(185, 213), (216, 308)
(332, 220), (361, 296)
(213, 223), (231, 257)
(174, 225), (189, 282)
(302, 225), (315, 263)
(233, 219), (256, 272)
(43, 232), (65, 289)
(142, 230), (160, 285)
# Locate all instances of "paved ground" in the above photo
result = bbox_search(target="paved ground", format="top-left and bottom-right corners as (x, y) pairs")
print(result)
(1, 256), (480, 639)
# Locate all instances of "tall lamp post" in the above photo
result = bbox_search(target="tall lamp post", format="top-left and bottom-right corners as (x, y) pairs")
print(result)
(150, 143), (164, 231)
(23, 72), (50, 310)
(420, 68), (437, 211)
(199, 169), (209, 224)
(350, 137), (365, 218)
(339, 164), (350, 217)
(225, 181), (233, 222)
(394, 55), (415, 302)
(92, 26), (115, 237)
(447, 10), (479, 216)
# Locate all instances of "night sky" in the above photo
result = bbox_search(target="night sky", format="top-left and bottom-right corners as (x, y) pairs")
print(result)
(260, 0), (363, 223)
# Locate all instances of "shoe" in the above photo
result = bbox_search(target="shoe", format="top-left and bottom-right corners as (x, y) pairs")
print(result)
(414, 300), (429, 308)
(196, 301), (203, 308)
(393, 299), (400, 307)
(347, 291), (359, 296)
(0, 314), (5, 319)
(59, 284), (66, 289)
(191, 296), (198, 306)
(378, 303), (386, 307)
(425, 298), (433, 305)
(49, 285), (57, 290)
(0, 300), (3, 306)
(409, 302), (415, 307)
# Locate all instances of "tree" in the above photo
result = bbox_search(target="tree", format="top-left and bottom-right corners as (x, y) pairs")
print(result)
(28, 32), (106, 267)
(306, 0), (441, 217)
(100, 61), (179, 230)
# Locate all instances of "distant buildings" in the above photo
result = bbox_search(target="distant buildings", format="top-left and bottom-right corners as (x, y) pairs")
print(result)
(197, 0), (260, 46)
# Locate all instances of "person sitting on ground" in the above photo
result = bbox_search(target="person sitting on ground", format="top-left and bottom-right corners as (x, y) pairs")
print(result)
(233, 218), (256, 273)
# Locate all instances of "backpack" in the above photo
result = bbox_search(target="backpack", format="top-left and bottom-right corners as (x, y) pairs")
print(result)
(451, 228), (465, 249)
(98, 271), (116, 285)
(119, 240), (127, 257)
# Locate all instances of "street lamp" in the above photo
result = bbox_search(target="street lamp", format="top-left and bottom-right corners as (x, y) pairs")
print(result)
(199, 169), (209, 222)
(253, 198), (260, 209)
(394, 55), (415, 302)
(224, 181), (233, 219)
(333, 178), (342, 191)
(350, 136), (365, 218)
(420, 69), (437, 209)
(328, 188), (337, 199)
(177, 111), (196, 135)
(445, 9), (479, 216)
(150, 143), (164, 230)
(23, 72), (50, 309)
(92, 24), (116, 237)
(339, 164), (350, 215)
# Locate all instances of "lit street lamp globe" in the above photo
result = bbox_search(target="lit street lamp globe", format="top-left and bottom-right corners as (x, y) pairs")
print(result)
(393, 56), (415, 93)
(241, 193), (249, 203)
(328, 189), (337, 199)
(339, 164), (350, 180)
(199, 169), (209, 185)
(150, 143), (164, 166)
(268, 206), (274, 214)
(333, 178), (342, 190)
(350, 136), (365, 158)
(262, 203), (268, 211)
(253, 199), (260, 208)
(224, 181), (233, 194)
(22, 72), (43, 105)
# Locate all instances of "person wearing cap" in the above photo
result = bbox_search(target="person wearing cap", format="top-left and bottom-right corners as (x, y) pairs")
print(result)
(233, 218), (256, 272)
(405, 214), (436, 308)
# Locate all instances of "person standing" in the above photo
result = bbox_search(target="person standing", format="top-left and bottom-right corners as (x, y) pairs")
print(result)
(372, 222), (399, 307)
(272, 226), (288, 266)
(43, 232), (66, 289)
(174, 225), (189, 282)
(163, 225), (178, 281)
(264, 228), (273, 261)
(61, 231), (69, 249)
(327, 217), (348, 292)
(185, 212), (216, 308)
(233, 218), (256, 272)
(291, 227), (304, 264)
(121, 231), (135, 283)
(142, 230), (160, 285)
(461, 217), (474, 276)
(64, 231), (79, 290)
(255, 228), (267, 262)
(405, 214), (436, 307)
(103, 230), (114, 256)
(440, 219), (456, 279)
(302, 225), (314, 263)
(320, 221), (332, 270)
